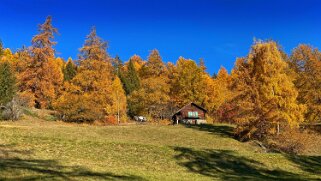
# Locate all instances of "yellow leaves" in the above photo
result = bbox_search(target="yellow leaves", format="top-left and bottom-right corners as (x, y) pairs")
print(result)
(16, 54), (64, 108)
(231, 41), (305, 140)
(171, 57), (205, 107)
(105, 76), (127, 119)
(289, 44), (321, 123)
(128, 76), (170, 117)
(73, 60), (112, 92)
(55, 55), (118, 122)
(125, 55), (144, 72)
(202, 70), (231, 115)
(0, 49), (14, 63)
(12, 17), (63, 109)
(55, 57), (65, 69)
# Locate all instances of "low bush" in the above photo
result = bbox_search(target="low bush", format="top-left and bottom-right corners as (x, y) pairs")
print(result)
(105, 115), (118, 125)
(1, 97), (24, 121)
(266, 128), (318, 154)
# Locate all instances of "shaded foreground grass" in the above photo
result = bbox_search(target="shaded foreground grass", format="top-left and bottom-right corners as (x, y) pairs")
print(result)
(0, 117), (321, 180)
(0, 145), (145, 180)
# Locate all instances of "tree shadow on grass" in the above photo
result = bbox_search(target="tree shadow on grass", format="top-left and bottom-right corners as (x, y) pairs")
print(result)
(0, 144), (146, 180)
(183, 124), (235, 138)
(285, 154), (321, 175)
(173, 147), (317, 181)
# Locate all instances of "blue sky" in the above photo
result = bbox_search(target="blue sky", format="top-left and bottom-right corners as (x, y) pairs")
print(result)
(0, 0), (320, 75)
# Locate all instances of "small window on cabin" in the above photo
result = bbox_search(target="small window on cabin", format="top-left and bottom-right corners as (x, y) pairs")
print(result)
(188, 112), (192, 117)
(188, 111), (198, 118)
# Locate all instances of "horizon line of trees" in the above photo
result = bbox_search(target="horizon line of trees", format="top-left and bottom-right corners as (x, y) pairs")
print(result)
(1, 16), (321, 141)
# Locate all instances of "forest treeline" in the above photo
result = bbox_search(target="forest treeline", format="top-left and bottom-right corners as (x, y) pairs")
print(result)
(0, 16), (321, 142)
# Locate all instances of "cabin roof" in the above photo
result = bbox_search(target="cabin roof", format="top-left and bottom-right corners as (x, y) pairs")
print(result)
(173, 102), (207, 115)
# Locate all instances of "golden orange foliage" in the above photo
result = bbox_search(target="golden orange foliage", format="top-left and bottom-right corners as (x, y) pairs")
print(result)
(203, 67), (232, 118)
(289, 44), (321, 123)
(128, 76), (170, 118)
(54, 27), (127, 123)
(3, 16), (319, 139)
(105, 76), (127, 122)
(230, 41), (305, 140)
(170, 57), (205, 108)
(124, 54), (144, 72)
(17, 16), (63, 108)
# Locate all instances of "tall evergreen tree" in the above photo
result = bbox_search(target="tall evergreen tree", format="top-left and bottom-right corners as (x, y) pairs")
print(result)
(0, 40), (4, 57)
(63, 58), (77, 81)
(112, 55), (123, 76)
(123, 59), (140, 95)
(0, 61), (16, 106)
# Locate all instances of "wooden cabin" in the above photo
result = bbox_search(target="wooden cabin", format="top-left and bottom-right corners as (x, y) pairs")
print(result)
(172, 102), (207, 125)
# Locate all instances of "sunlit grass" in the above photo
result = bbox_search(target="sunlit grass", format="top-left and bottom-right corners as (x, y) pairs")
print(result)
(0, 114), (320, 180)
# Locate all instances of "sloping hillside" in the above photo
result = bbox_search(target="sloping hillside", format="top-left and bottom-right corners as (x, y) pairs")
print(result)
(0, 114), (321, 180)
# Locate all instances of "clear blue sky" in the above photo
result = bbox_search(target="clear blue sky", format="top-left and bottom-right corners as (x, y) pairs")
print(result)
(0, 0), (320, 75)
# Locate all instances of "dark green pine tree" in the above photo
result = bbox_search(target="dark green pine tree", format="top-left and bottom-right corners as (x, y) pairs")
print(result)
(0, 61), (16, 106)
(112, 55), (123, 76)
(212, 73), (217, 79)
(63, 58), (77, 81)
(0, 40), (4, 57)
(112, 55), (128, 93)
(124, 59), (140, 95)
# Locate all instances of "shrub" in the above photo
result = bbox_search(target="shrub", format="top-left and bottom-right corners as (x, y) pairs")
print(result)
(266, 128), (316, 154)
(105, 115), (118, 125)
(1, 97), (24, 121)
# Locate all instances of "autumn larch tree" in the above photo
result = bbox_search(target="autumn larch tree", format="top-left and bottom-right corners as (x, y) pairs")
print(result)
(127, 50), (171, 119)
(170, 57), (205, 108)
(140, 49), (165, 78)
(54, 27), (124, 122)
(230, 41), (305, 141)
(18, 16), (63, 108)
(203, 66), (232, 119)
(289, 44), (321, 123)
(78, 26), (109, 64)
(128, 76), (170, 119)
(124, 54), (144, 72)
(106, 76), (127, 123)
(199, 58), (206, 72)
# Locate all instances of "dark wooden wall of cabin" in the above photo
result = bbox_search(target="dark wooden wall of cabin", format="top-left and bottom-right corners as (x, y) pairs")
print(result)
(179, 104), (205, 119)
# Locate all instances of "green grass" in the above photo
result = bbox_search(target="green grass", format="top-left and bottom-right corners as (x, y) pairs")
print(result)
(0, 116), (321, 180)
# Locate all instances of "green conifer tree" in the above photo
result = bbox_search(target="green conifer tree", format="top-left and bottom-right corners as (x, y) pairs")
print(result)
(0, 61), (16, 106)
(63, 58), (77, 81)
(0, 40), (4, 56)
(123, 59), (140, 95)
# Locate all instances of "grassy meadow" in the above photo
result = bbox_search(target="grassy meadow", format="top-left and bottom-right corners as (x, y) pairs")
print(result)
(0, 111), (321, 180)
